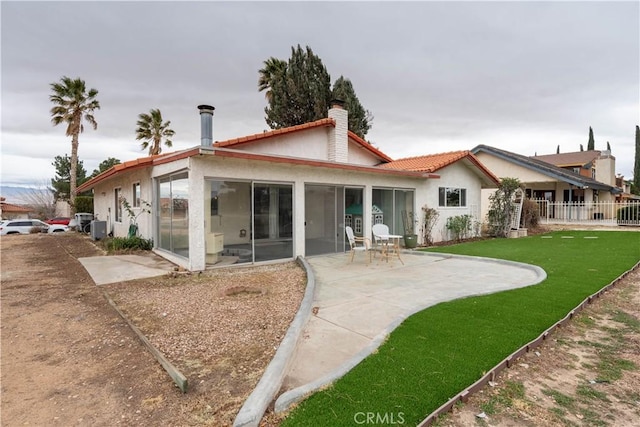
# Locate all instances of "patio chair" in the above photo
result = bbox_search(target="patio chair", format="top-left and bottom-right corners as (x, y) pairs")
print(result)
(345, 226), (371, 264)
(371, 223), (390, 257)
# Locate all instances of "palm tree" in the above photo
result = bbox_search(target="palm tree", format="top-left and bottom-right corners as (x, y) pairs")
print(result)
(135, 109), (175, 156)
(49, 76), (100, 213)
(258, 57), (287, 102)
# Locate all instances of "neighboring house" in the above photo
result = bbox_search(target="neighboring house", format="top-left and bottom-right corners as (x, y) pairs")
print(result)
(615, 175), (640, 201)
(0, 197), (32, 220)
(471, 145), (622, 222)
(380, 151), (500, 241)
(532, 150), (617, 191)
(78, 103), (497, 271)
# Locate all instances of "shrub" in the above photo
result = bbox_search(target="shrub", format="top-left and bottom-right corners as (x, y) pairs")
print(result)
(617, 204), (640, 224)
(104, 236), (153, 252)
(74, 196), (94, 214)
(521, 199), (540, 229)
(446, 214), (472, 242)
(420, 205), (440, 246)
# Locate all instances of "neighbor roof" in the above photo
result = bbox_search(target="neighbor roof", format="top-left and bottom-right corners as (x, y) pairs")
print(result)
(533, 150), (602, 168)
(0, 200), (31, 213)
(471, 145), (620, 193)
(380, 150), (500, 186)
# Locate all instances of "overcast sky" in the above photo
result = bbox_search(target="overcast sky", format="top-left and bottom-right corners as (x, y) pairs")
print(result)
(2, 1), (638, 189)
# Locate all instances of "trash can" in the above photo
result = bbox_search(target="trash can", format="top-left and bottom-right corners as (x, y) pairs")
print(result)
(90, 220), (107, 241)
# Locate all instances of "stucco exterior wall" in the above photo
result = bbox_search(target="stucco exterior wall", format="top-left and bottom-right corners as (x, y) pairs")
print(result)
(419, 162), (485, 242)
(595, 154), (616, 187)
(475, 152), (555, 183)
(229, 128), (330, 161)
(92, 168), (154, 239)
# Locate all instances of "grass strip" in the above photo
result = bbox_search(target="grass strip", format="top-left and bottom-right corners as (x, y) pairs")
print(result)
(282, 231), (639, 426)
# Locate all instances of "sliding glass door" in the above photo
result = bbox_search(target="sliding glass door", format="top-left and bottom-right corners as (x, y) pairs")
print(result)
(305, 185), (363, 256)
(205, 179), (293, 265)
(157, 172), (189, 258)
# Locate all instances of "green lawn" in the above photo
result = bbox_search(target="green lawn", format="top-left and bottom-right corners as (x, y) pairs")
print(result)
(281, 231), (640, 426)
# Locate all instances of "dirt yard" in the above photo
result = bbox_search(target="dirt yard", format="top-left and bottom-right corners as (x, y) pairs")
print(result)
(1, 233), (305, 426)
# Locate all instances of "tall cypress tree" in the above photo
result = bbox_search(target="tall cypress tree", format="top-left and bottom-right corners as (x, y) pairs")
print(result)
(332, 76), (373, 138)
(261, 45), (373, 137)
(587, 126), (595, 150)
(556, 145), (560, 154)
(264, 45), (331, 129)
(633, 125), (640, 194)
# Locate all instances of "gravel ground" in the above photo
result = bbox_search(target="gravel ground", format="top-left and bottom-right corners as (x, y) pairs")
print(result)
(104, 262), (306, 425)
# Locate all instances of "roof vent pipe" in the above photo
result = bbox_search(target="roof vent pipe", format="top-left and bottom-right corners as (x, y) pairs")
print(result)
(198, 104), (215, 147)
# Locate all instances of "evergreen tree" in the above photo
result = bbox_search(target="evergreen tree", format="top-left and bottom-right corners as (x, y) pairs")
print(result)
(264, 45), (331, 129)
(580, 144), (584, 151)
(51, 154), (88, 200)
(91, 157), (121, 178)
(587, 126), (595, 150)
(260, 45), (373, 137)
(331, 76), (373, 138)
(556, 145), (560, 154)
(606, 141), (611, 151)
(633, 125), (640, 195)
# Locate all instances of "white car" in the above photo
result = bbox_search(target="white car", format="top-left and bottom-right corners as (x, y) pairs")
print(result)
(0, 219), (50, 235)
(48, 224), (70, 233)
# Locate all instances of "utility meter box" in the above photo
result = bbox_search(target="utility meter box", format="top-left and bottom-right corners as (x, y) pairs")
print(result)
(90, 220), (107, 241)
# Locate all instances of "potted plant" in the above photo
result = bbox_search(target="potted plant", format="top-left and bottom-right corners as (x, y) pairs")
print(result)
(401, 210), (418, 249)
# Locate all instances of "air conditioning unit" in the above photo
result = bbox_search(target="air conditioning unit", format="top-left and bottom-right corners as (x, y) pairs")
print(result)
(90, 220), (107, 241)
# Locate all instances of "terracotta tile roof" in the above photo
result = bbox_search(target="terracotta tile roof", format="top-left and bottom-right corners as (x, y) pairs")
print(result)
(381, 150), (470, 172)
(380, 150), (500, 186)
(214, 119), (335, 148)
(533, 150), (601, 167)
(0, 201), (31, 213)
(77, 148), (199, 192)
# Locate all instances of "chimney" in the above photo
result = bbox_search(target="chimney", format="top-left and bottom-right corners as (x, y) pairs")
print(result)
(328, 99), (348, 163)
(198, 104), (215, 147)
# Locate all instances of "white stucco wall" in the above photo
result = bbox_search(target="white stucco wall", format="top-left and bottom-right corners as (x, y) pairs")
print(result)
(418, 162), (485, 243)
(475, 152), (556, 183)
(226, 128), (382, 167)
(92, 168), (154, 239)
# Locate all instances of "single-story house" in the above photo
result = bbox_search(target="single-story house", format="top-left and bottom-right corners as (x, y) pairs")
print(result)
(78, 103), (498, 271)
(0, 197), (32, 220)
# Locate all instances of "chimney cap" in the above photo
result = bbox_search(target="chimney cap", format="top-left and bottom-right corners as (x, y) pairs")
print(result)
(198, 104), (215, 112)
(330, 99), (345, 109)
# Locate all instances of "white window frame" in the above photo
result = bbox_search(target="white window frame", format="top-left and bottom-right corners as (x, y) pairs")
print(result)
(114, 187), (123, 222)
(132, 182), (141, 207)
(438, 187), (467, 207)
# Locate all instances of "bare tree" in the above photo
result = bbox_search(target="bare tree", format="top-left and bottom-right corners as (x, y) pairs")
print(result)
(17, 182), (58, 219)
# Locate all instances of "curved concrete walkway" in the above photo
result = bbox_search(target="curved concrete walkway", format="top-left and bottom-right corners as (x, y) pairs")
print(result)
(275, 251), (546, 412)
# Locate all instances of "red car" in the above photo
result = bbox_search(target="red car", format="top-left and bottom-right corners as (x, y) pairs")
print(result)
(45, 217), (71, 226)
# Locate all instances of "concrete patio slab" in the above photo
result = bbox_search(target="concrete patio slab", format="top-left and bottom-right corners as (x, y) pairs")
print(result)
(78, 254), (176, 285)
(275, 251), (546, 413)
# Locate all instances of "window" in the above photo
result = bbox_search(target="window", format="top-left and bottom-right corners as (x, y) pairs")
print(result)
(132, 183), (141, 207)
(573, 167), (581, 174)
(439, 187), (467, 207)
(114, 188), (122, 222)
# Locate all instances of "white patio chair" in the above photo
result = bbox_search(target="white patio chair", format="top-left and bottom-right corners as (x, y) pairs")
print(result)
(345, 226), (371, 264)
(371, 223), (390, 257)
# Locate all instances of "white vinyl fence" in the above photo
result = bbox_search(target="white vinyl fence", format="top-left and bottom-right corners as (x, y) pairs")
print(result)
(532, 200), (640, 226)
